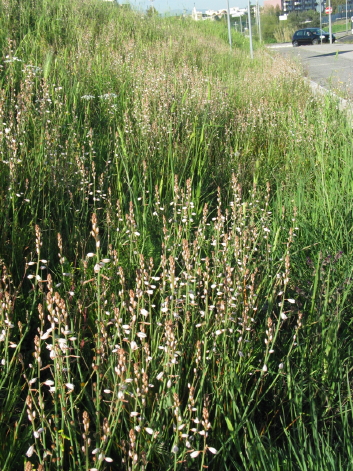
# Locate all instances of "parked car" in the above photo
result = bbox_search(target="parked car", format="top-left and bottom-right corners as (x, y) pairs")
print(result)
(292, 28), (336, 47)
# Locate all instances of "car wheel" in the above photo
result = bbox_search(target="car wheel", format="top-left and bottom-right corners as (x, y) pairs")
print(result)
(293, 40), (299, 47)
(312, 39), (319, 45)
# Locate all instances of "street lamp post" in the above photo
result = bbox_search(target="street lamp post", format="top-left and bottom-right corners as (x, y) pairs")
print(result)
(227, 0), (232, 50)
(248, 0), (253, 59)
(256, 0), (262, 42)
(328, 0), (333, 44)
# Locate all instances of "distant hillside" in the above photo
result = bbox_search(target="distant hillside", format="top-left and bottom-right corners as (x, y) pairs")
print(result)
(161, 8), (191, 16)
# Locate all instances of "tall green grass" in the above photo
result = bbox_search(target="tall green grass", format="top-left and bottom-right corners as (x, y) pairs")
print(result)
(0, 0), (353, 469)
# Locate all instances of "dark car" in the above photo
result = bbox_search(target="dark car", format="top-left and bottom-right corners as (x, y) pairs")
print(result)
(292, 28), (336, 46)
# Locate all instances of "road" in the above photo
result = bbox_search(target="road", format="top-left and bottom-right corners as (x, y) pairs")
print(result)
(268, 36), (353, 98)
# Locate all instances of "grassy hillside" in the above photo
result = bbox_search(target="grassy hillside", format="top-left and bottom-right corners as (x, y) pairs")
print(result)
(1, 1), (353, 470)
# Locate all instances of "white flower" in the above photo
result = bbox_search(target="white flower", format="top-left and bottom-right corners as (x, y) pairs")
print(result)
(145, 427), (153, 435)
(190, 450), (201, 458)
(280, 313), (288, 320)
(287, 298), (295, 304)
(207, 447), (217, 454)
(172, 445), (179, 453)
(262, 364), (268, 372)
(65, 383), (74, 390)
(130, 341), (138, 351)
(140, 308), (148, 317)
(26, 445), (35, 457)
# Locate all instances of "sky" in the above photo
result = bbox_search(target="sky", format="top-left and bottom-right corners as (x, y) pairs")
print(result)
(130, 0), (259, 13)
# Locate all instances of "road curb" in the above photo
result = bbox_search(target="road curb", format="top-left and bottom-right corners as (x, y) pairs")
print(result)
(307, 78), (353, 127)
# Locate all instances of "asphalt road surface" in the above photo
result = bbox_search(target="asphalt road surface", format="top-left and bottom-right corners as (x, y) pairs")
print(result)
(268, 36), (353, 98)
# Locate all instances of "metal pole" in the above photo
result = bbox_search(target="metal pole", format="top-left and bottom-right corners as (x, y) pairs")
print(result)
(346, 0), (348, 34)
(257, 1), (262, 42)
(248, 0), (253, 59)
(227, 0), (232, 50)
(319, 0), (322, 44)
(328, 0), (332, 44)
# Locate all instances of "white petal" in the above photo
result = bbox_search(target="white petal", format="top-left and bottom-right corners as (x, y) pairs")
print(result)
(26, 445), (34, 457)
(208, 447), (217, 454)
(190, 450), (201, 458)
(287, 299), (295, 304)
(145, 427), (153, 435)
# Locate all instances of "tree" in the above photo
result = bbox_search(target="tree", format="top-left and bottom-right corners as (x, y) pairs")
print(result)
(261, 6), (280, 42)
(287, 10), (320, 29)
(146, 5), (158, 17)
